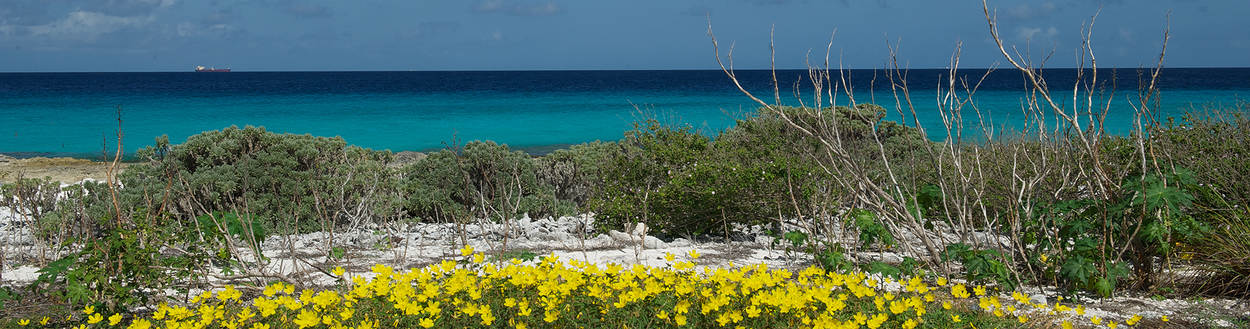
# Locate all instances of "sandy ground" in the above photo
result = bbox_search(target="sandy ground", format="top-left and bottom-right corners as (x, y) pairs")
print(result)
(0, 155), (123, 184)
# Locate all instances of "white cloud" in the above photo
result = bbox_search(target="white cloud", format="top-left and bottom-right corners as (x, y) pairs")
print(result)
(1007, 2), (1057, 19)
(176, 21), (236, 38)
(476, 0), (504, 12)
(1118, 27), (1135, 42)
(1016, 26), (1058, 41)
(27, 11), (153, 40)
(473, 0), (562, 16)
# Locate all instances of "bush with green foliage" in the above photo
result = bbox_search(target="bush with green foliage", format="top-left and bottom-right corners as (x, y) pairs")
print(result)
(402, 141), (573, 222)
(535, 141), (616, 207)
(589, 105), (929, 237)
(1153, 108), (1250, 213)
(121, 126), (400, 232)
(590, 118), (711, 234)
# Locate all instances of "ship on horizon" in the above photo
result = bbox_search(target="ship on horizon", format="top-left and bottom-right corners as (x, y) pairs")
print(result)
(195, 66), (231, 72)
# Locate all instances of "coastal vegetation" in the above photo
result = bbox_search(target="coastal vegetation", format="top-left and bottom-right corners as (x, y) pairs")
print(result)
(1, 2), (1249, 329)
(1, 99), (1244, 327)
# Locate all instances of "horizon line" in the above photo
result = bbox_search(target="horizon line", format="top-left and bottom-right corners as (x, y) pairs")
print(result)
(3, 66), (1249, 74)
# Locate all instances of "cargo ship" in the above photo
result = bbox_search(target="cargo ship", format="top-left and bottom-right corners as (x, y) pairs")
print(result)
(195, 66), (231, 72)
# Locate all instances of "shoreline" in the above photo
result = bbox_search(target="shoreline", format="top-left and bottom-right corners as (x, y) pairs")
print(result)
(0, 142), (584, 161)
(0, 154), (125, 184)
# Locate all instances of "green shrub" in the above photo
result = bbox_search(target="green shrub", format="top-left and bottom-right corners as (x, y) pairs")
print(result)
(1153, 107), (1250, 213)
(32, 210), (214, 312)
(590, 119), (709, 234)
(535, 141), (617, 208)
(402, 141), (573, 222)
(402, 150), (472, 221)
(122, 126), (399, 233)
(588, 105), (932, 237)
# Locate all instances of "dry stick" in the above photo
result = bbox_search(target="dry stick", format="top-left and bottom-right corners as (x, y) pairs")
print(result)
(1115, 14), (1172, 269)
(983, 0), (1120, 199)
(879, 40), (945, 265)
(108, 106), (124, 229)
(711, 19), (927, 264)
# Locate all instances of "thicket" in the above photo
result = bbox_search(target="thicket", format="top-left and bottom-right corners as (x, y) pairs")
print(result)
(589, 105), (928, 237)
(4, 102), (1247, 310)
(693, 0), (1250, 299)
(120, 126), (403, 233)
(401, 141), (575, 224)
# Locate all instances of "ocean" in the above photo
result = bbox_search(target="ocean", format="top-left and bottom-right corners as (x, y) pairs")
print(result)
(1, 69), (1247, 158)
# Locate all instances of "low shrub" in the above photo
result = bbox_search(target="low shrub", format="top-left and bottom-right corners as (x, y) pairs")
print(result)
(590, 105), (929, 237)
(1153, 106), (1250, 214)
(402, 141), (574, 223)
(535, 141), (617, 208)
(122, 126), (400, 233)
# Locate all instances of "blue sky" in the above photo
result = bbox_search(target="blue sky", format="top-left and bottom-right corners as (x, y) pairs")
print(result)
(0, 0), (1245, 72)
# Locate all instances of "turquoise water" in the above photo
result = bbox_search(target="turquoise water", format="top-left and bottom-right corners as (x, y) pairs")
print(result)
(1, 70), (1246, 157)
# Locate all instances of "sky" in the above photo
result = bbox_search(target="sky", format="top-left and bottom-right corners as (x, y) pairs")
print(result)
(0, 0), (1245, 72)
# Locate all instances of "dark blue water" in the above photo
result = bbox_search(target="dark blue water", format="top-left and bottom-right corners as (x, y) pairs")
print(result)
(1, 69), (1247, 157)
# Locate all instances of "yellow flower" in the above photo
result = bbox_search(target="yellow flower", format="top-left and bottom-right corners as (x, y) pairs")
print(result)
(473, 253), (485, 264)
(665, 253), (676, 262)
(1108, 321), (1118, 329)
(1062, 320), (1073, 329)
(1018, 315), (1028, 323)
(1126, 314), (1142, 326)
(460, 245), (475, 257)
(951, 315), (961, 323)
(1162, 315), (1169, 322)
(238, 308), (256, 321)
(419, 318), (434, 328)
(687, 249), (700, 260)
(84, 305), (95, 315)
(87, 313), (104, 324)
(675, 314), (688, 326)
(17, 319), (30, 326)
(294, 310), (321, 328)
(936, 277), (948, 286)
(332, 266), (346, 277)
(219, 285), (242, 302)
(951, 284), (971, 299)
(252, 323), (271, 329)
(127, 319), (152, 329)
(1092, 316), (1102, 325)
(39, 317), (49, 325)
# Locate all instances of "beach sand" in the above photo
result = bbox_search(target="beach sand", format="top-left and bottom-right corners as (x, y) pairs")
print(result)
(0, 155), (122, 184)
